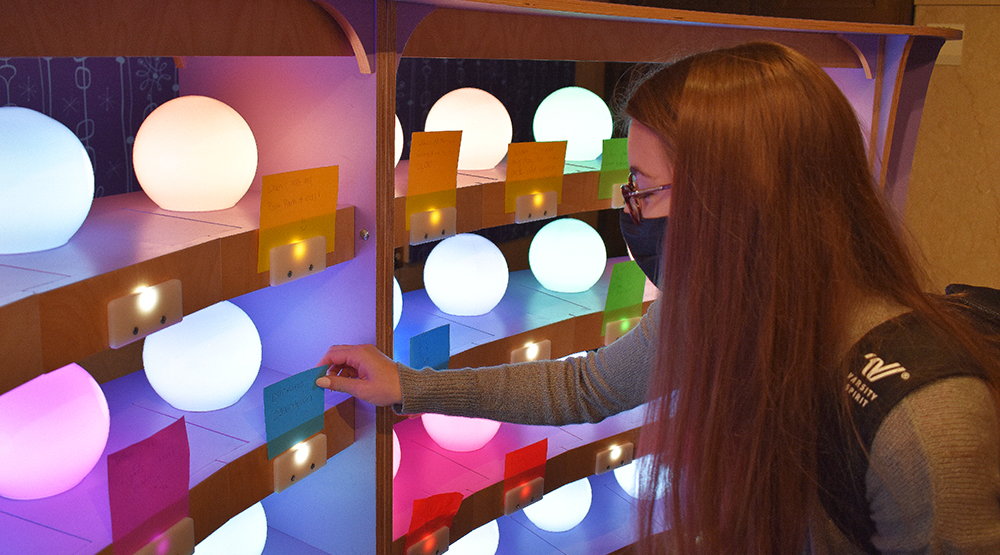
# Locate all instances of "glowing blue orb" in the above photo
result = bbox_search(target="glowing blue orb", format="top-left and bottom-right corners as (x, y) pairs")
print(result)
(194, 502), (267, 555)
(0, 106), (94, 254)
(532, 86), (612, 161)
(528, 218), (607, 293)
(143, 301), (262, 412)
(423, 233), (509, 316)
(0, 363), (109, 500)
(523, 477), (592, 532)
(424, 88), (512, 170)
(133, 95), (257, 212)
(449, 519), (500, 555)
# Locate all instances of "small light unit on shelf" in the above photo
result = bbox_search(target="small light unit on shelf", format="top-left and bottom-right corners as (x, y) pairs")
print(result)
(596, 442), (635, 475)
(424, 87), (512, 170)
(522, 477), (593, 533)
(269, 235), (326, 286)
(423, 233), (509, 316)
(605, 316), (641, 346)
(448, 519), (500, 555)
(514, 190), (557, 224)
(528, 218), (607, 293)
(405, 526), (450, 555)
(421, 413), (501, 453)
(510, 339), (551, 364)
(273, 434), (327, 494)
(134, 517), (195, 555)
(533, 86), (613, 161)
(107, 279), (183, 349)
(0, 363), (109, 500)
(0, 106), (94, 255)
(133, 95), (257, 212)
(410, 206), (457, 245)
(503, 476), (544, 516)
(193, 502), (266, 555)
(143, 300), (262, 412)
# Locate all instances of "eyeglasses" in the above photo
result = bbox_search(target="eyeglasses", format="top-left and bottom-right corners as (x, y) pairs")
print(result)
(621, 172), (671, 224)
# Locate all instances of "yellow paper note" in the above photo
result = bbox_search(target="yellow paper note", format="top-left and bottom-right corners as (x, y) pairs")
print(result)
(504, 141), (566, 213)
(258, 165), (339, 273)
(406, 131), (461, 229)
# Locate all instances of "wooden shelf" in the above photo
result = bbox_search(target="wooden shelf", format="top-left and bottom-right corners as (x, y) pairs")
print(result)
(0, 191), (356, 394)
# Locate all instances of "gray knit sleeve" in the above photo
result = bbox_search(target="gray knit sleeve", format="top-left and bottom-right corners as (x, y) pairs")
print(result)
(865, 376), (1000, 553)
(392, 299), (660, 426)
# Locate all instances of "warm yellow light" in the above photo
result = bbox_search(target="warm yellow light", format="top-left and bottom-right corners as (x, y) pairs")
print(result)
(610, 445), (622, 461)
(293, 240), (307, 261)
(136, 287), (158, 314)
(525, 343), (540, 361)
(429, 209), (441, 227)
(293, 442), (311, 465)
(533, 194), (544, 208)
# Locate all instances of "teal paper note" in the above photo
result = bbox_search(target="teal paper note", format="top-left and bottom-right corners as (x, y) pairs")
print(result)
(410, 324), (450, 370)
(598, 138), (629, 200)
(264, 365), (329, 459)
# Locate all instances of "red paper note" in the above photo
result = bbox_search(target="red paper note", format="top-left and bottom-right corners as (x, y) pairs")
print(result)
(405, 491), (464, 552)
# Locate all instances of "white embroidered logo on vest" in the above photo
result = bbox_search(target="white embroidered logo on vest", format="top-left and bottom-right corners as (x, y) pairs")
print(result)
(860, 353), (910, 382)
(845, 353), (910, 407)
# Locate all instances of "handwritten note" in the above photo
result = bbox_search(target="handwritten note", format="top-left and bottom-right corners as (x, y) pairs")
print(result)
(602, 260), (646, 336)
(258, 165), (339, 273)
(406, 132), (460, 229)
(409, 324), (450, 371)
(108, 417), (190, 555)
(264, 366), (329, 459)
(598, 138), (629, 200)
(504, 141), (566, 213)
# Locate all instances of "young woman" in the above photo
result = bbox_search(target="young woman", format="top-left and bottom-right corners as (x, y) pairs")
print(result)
(317, 42), (1000, 554)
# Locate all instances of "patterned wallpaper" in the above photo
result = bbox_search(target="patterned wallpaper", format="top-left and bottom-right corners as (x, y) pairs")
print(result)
(0, 57), (179, 198)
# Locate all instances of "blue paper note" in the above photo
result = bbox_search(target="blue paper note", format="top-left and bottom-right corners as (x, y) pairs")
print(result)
(410, 324), (450, 371)
(264, 365), (328, 459)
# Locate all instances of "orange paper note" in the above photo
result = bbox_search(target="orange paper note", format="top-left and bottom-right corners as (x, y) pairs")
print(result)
(406, 131), (461, 230)
(258, 165), (339, 273)
(504, 141), (566, 213)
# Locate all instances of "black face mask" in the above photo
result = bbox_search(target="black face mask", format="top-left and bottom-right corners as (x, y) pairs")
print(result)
(619, 210), (668, 288)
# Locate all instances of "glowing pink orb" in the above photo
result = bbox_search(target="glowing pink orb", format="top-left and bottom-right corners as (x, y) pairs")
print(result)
(421, 414), (500, 452)
(0, 363), (110, 499)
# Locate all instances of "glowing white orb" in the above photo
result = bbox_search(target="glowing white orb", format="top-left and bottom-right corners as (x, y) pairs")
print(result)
(393, 276), (403, 330)
(449, 519), (500, 555)
(395, 114), (404, 167)
(423, 233), (509, 316)
(614, 455), (667, 499)
(392, 429), (401, 478)
(528, 218), (607, 293)
(143, 301), (262, 412)
(532, 86), (612, 161)
(133, 95), (257, 212)
(0, 363), (109, 500)
(424, 88), (512, 170)
(0, 106), (94, 254)
(194, 502), (267, 555)
(523, 477), (592, 532)
(421, 413), (501, 452)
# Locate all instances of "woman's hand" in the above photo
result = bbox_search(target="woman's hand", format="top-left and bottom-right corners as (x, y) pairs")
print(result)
(315, 344), (403, 406)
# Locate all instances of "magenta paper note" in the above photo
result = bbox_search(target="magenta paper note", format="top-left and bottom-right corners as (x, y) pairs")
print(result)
(107, 417), (190, 555)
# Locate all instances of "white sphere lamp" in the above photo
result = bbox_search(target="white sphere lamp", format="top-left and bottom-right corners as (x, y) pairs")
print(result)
(395, 114), (404, 167)
(0, 363), (109, 500)
(0, 106), (94, 254)
(423, 233), (509, 316)
(194, 502), (267, 555)
(449, 519), (500, 555)
(393, 276), (403, 330)
(143, 301), (262, 412)
(532, 86), (612, 161)
(424, 88), (512, 170)
(528, 218), (607, 293)
(523, 477), (592, 532)
(393, 429), (401, 478)
(133, 95), (257, 212)
(614, 455), (668, 500)
(421, 413), (501, 453)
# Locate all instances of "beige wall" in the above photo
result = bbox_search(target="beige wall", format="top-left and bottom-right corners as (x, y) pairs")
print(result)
(907, 1), (1000, 291)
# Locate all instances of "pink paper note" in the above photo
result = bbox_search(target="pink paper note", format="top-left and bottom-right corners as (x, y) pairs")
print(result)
(107, 417), (190, 555)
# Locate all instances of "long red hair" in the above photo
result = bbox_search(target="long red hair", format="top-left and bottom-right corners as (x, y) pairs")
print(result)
(625, 42), (990, 554)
